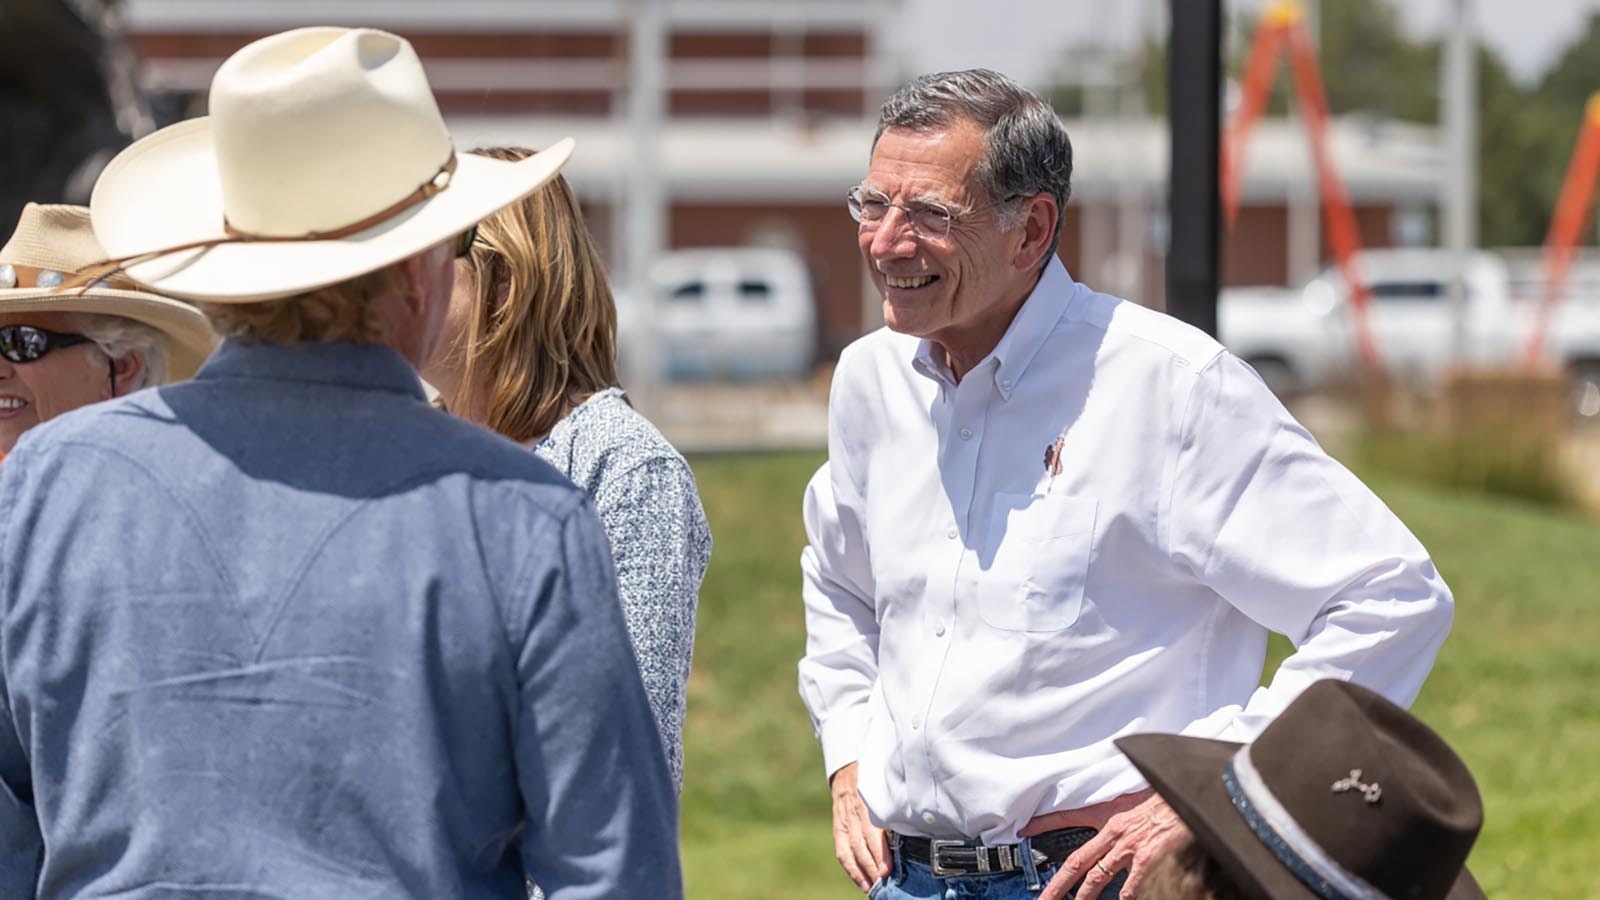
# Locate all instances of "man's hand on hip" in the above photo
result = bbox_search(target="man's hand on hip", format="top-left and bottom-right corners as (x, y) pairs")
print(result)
(1030, 792), (1191, 900)
(830, 762), (890, 893)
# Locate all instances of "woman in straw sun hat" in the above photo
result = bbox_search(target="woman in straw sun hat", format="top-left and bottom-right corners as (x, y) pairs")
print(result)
(1115, 679), (1484, 900)
(0, 202), (216, 457)
(0, 26), (680, 899)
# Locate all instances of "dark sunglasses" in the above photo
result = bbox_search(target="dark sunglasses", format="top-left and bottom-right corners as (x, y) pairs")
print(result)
(454, 224), (479, 259)
(0, 324), (95, 364)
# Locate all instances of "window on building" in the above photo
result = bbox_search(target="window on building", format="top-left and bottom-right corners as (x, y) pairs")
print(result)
(668, 281), (706, 303)
(1370, 281), (1447, 302)
(737, 279), (773, 303)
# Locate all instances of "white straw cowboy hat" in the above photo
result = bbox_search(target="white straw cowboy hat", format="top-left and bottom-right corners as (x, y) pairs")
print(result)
(88, 26), (574, 303)
(0, 203), (218, 380)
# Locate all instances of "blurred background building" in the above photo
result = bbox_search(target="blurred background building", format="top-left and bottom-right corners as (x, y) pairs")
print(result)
(3, 0), (1450, 362)
(121, 0), (902, 360)
(6, 0), (1599, 438)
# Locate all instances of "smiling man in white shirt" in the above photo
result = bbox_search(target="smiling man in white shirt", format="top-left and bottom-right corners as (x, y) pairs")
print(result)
(798, 69), (1454, 900)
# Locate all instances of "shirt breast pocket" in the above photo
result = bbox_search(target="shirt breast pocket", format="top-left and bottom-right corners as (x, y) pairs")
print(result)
(980, 492), (1098, 633)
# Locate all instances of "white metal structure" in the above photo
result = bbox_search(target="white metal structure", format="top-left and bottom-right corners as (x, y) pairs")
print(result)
(447, 114), (1446, 206)
(124, 0), (901, 97)
(123, 0), (896, 29)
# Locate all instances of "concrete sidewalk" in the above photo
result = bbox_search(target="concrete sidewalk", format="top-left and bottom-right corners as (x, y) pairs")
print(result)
(635, 376), (829, 455)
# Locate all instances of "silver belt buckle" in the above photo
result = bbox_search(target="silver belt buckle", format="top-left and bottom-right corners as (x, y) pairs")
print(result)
(929, 839), (966, 876)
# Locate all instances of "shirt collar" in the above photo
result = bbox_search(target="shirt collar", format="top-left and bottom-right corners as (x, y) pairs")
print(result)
(911, 256), (1077, 400)
(195, 339), (428, 401)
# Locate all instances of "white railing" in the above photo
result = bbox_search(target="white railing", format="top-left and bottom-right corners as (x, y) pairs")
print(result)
(140, 57), (882, 94)
(123, 0), (898, 31)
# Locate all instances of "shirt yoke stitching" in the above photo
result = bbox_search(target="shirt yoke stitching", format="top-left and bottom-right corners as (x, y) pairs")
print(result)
(45, 439), (242, 634)
(251, 465), (580, 665)
(497, 490), (593, 669)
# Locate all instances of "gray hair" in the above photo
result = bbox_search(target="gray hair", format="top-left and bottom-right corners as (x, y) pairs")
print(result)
(66, 312), (169, 391)
(874, 69), (1072, 262)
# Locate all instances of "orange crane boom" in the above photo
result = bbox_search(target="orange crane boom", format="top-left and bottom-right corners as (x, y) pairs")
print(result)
(1222, 1), (1385, 378)
(1523, 93), (1600, 369)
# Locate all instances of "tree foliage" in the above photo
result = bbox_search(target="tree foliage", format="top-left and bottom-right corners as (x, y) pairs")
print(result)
(1312, 0), (1438, 125)
(1521, 12), (1600, 247)
(1476, 46), (1570, 246)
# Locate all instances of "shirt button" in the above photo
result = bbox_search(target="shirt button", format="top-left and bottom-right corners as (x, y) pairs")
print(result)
(911, 714), (921, 729)
(959, 427), (973, 440)
(946, 527), (957, 540)
(1000, 378), (1013, 391)
(935, 623), (947, 637)
(922, 811), (938, 826)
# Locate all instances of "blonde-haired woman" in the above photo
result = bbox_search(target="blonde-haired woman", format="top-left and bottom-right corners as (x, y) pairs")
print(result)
(423, 146), (710, 794)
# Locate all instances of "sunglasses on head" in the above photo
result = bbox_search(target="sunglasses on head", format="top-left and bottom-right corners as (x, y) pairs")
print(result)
(0, 324), (95, 364)
(454, 223), (479, 259)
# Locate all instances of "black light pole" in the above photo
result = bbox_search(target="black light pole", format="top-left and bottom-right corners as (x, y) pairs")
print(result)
(1166, 0), (1223, 336)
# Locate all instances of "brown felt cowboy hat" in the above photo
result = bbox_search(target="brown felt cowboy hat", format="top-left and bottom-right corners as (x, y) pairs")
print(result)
(88, 26), (574, 303)
(0, 204), (217, 380)
(1116, 679), (1484, 900)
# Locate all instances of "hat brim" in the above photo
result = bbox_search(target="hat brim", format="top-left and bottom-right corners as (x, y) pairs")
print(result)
(0, 287), (217, 380)
(1115, 734), (1483, 900)
(89, 117), (574, 303)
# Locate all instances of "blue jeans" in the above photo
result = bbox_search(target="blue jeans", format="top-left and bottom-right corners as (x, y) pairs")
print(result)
(869, 840), (1128, 900)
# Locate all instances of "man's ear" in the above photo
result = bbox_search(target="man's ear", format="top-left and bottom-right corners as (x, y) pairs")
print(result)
(109, 351), (144, 397)
(1012, 194), (1059, 272)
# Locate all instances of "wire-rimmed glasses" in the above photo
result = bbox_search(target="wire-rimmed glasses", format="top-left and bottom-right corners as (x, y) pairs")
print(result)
(846, 185), (1022, 239)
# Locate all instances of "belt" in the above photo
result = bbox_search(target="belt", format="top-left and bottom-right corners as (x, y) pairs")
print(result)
(895, 827), (1098, 877)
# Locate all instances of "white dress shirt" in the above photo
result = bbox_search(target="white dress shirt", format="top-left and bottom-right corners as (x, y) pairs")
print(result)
(798, 257), (1453, 845)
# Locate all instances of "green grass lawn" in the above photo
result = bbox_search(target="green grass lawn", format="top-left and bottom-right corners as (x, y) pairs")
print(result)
(681, 450), (1600, 899)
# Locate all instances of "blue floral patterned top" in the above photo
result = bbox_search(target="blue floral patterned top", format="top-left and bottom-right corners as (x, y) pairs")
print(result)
(533, 388), (710, 791)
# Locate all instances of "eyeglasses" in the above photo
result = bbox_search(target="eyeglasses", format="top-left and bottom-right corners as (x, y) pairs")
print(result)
(454, 224), (479, 259)
(847, 185), (1022, 239)
(0, 324), (95, 364)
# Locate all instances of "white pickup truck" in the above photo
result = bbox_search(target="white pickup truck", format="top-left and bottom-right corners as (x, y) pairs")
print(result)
(1219, 248), (1600, 421)
(615, 246), (818, 382)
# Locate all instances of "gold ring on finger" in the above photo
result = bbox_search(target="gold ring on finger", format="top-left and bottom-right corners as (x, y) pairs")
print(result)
(1094, 861), (1114, 877)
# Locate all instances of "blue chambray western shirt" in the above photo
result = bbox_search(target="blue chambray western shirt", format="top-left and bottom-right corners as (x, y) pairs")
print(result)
(0, 340), (681, 899)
